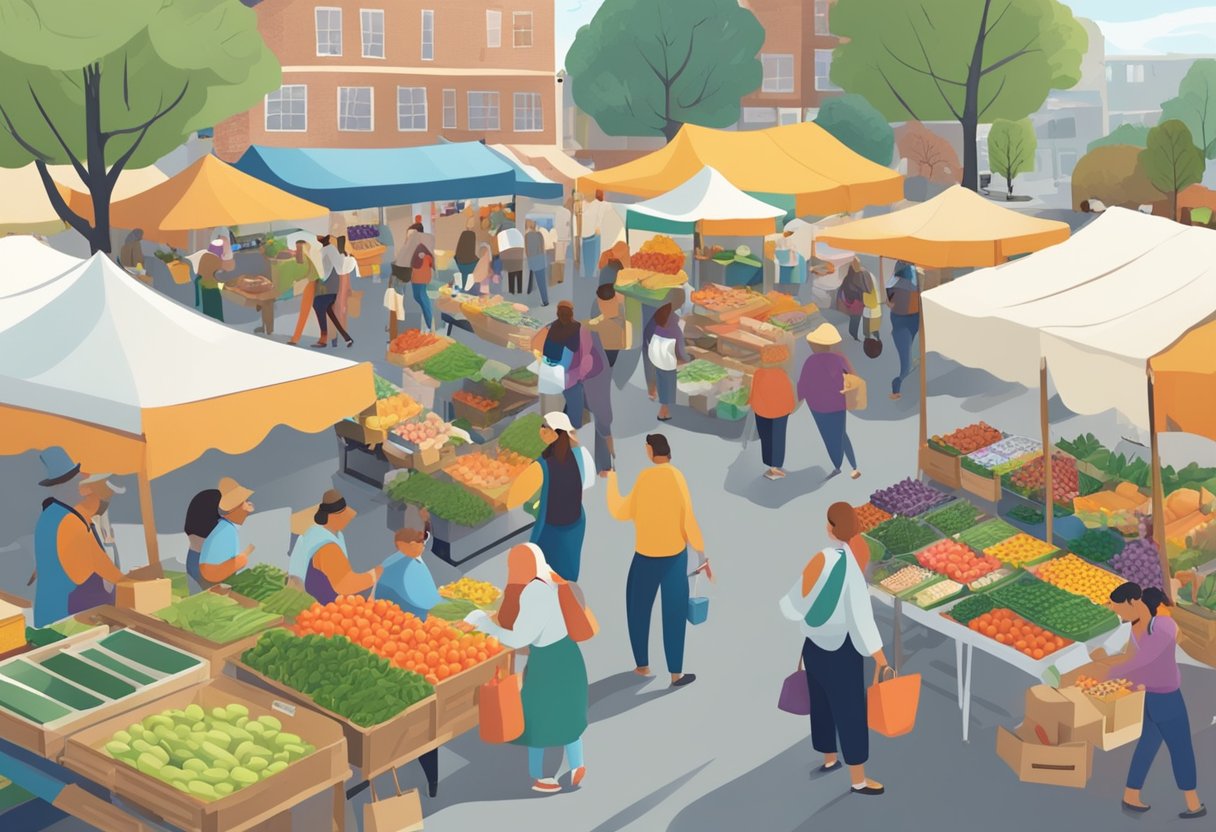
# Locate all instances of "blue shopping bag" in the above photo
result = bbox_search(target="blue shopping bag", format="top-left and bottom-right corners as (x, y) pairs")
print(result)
(687, 571), (709, 625)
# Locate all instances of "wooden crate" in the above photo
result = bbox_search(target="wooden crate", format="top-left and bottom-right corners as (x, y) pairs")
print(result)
(1179, 632), (1216, 667)
(386, 337), (453, 369)
(919, 444), (962, 490)
(89, 594), (283, 679)
(231, 660), (435, 779)
(433, 652), (511, 740)
(62, 676), (348, 832)
(960, 465), (1002, 503)
(0, 627), (208, 761)
(1174, 605), (1216, 644)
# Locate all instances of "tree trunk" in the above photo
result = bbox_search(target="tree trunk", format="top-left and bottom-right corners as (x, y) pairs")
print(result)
(662, 119), (682, 143)
(961, 117), (979, 191)
(83, 64), (113, 255)
(961, 0), (994, 191)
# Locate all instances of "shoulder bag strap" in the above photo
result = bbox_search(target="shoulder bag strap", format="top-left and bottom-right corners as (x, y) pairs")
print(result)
(803, 549), (848, 628)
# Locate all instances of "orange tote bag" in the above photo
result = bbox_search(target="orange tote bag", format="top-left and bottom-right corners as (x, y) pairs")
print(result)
(479, 668), (524, 743)
(867, 667), (921, 737)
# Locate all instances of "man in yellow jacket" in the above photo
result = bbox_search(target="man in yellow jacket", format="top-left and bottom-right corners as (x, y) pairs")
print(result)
(606, 433), (707, 688)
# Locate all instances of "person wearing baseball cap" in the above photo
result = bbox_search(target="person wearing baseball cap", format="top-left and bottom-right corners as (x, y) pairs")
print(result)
(198, 477), (255, 586)
(505, 412), (596, 581)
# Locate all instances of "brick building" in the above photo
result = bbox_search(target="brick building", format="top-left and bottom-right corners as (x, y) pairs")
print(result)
(215, 0), (558, 161)
(736, 0), (841, 129)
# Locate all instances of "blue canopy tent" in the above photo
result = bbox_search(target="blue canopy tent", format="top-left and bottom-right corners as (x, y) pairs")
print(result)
(234, 142), (561, 211)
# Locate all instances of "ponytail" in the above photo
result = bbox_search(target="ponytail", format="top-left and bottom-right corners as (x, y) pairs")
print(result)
(1141, 586), (1170, 617)
(1110, 581), (1171, 618)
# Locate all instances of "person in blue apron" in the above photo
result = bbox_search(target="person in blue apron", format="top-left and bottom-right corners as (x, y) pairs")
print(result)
(377, 510), (441, 619)
(184, 488), (222, 591)
(287, 489), (381, 605)
(506, 413), (595, 582)
(33, 448), (126, 627)
(198, 478), (254, 587)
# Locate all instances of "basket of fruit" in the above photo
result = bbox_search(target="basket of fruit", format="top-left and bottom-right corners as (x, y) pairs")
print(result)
(1031, 554), (1125, 606)
(928, 422), (1004, 457)
(855, 502), (893, 534)
(630, 235), (686, 275)
(1002, 451), (1079, 511)
(443, 449), (533, 511)
(452, 390), (502, 430)
(387, 329), (451, 367)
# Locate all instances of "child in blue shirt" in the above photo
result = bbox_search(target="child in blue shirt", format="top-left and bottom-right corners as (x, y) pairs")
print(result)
(378, 511), (441, 620)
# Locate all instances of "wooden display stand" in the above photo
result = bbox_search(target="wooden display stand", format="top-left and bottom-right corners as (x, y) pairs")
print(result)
(960, 465), (1003, 503)
(920, 444), (962, 490)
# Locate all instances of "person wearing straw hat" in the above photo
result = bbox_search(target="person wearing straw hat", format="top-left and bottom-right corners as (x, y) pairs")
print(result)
(198, 477), (255, 586)
(33, 448), (127, 627)
(291, 489), (382, 605)
(798, 324), (861, 480)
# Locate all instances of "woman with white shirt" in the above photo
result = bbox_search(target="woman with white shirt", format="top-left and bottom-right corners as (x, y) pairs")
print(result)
(466, 544), (589, 794)
(779, 502), (889, 796)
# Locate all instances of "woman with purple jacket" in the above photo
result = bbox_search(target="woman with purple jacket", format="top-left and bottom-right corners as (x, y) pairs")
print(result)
(644, 303), (687, 422)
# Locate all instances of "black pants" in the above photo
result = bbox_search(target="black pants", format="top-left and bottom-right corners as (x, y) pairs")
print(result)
(803, 635), (868, 765)
(848, 314), (862, 341)
(606, 350), (619, 367)
(312, 293), (352, 343)
(756, 414), (788, 468)
(508, 270), (523, 293)
(418, 748), (439, 797)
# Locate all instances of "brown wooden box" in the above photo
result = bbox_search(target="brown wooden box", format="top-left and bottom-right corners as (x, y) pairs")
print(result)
(1174, 605), (1216, 644)
(62, 676), (348, 832)
(961, 465), (1003, 503)
(919, 444), (962, 490)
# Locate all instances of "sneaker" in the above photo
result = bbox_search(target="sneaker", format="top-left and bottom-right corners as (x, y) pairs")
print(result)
(570, 767), (586, 787)
(532, 778), (561, 794)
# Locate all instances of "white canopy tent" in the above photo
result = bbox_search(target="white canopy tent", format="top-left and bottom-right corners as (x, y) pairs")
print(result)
(625, 166), (786, 236)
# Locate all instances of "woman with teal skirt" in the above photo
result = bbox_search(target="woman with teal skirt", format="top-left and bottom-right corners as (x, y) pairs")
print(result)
(466, 543), (589, 793)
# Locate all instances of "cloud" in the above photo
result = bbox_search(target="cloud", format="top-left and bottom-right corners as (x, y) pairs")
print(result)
(1097, 7), (1216, 55)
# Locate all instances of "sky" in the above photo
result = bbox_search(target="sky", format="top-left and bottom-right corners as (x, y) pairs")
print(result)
(555, 1), (1216, 64)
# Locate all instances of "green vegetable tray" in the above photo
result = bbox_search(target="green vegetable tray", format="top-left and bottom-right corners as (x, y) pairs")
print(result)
(957, 518), (1020, 551)
(864, 517), (942, 558)
(990, 575), (1120, 642)
(920, 499), (987, 537)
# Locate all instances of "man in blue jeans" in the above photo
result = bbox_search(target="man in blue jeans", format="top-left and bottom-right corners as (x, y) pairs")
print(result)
(888, 261), (921, 400)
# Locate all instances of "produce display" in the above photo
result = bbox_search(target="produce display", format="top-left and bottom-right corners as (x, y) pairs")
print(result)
(1068, 529), (1125, 564)
(427, 600), (479, 622)
(421, 342), (486, 382)
(922, 501), (983, 536)
(386, 472), (494, 527)
(503, 366), (538, 388)
(1035, 554), (1125, 605)
(969, 567), (1016, 592)
(347, 224), (380, 241)
(291, 596), (504, 685)
(258, 587), (315, 620)
(769, 310), (810, 332)
(225, 565), (287, 603)
(1008, 453), (1079, 505)
(676, 359), (730, 385)
(962, 436), (1041, 476)
(445, 450), (532, 490)
(373, 374), (399, 400)
(101, 703), (316, 800)
(631, 235), (685, 275)
(982, 533), (1058, 567)
(915, 540), (1002, 584)
(948, 594), (995, 624)
(1162, 486), (1216, 551)
(930, 422), (1003, 455)
(957, 518), (1019, 551)
(878, 564), (938, 595)
(1074, 676), (1134, 701)
(991, 577), (1118, 642)
(1110, 537), (1164, 589)
(690, 284), (760, 313)
(452, 390), (498, 412)
(964, 608), (1072, 659)
(483, 303), (543, 329)
(1073, 482), (1150, 533)
(365, 386), (422, 432)
(497, 414), (547, 459)
(438, 578), (501, 607)
(855, 502), (893, 534)
(154, 593), (280, 645)
(392, 412), (458, 450)
(866, 517), (941, 556)
(911, 579), (964, 609)
(1178, 572), (1216, 613)
(242, 630), (432, 728)
(869, 478), (951, 517)
(389, 330), (440, 355)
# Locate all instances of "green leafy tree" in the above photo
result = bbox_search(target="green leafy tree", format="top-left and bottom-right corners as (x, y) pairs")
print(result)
(1140, 120), (1206, 221)
(814, 94), (895, 166)
(830, 0), (1087, 191)
(1160, 59), (1216, 160)
(987, 119), (1037, 197)
(1087, 124), (1151, 154)
(565, 0), (764, 142)
(0, 0), (279, 253)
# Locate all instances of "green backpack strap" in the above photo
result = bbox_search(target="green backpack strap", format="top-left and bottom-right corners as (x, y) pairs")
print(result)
(803, 549), (848, 628)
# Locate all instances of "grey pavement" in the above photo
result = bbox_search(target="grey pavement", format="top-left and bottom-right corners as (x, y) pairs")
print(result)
(3, 258), (1212, 831)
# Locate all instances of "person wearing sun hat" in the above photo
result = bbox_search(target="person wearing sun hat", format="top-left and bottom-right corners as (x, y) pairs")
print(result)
(33, 448), (128, 626)
(798, 323), (861, 480)
(198, 477), (255, 586)
(293, 488), (382, 605)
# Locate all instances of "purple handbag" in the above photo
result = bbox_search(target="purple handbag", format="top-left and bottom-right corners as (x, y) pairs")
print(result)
(777, 656), (810, 715)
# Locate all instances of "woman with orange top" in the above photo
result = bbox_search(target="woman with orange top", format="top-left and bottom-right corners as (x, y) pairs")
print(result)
(750, 345), (797, 480)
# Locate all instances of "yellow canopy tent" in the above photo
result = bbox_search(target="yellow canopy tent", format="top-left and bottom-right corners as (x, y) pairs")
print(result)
(576, 122), (904, 216)
(0, 238), (374, 564)
(816, 185), (1071, 268)
(1150, 320), (1216, 442)
(69, 154), (329, 248)
(0, 164), (168, 235)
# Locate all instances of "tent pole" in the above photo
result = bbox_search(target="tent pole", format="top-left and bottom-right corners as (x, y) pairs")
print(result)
(1041, 358), (1054, 543)
(917, 299), (928, 453)
(1147, 369), (1171, 600)
(574, 194), (583, 274)
(137, 466), (160, 568)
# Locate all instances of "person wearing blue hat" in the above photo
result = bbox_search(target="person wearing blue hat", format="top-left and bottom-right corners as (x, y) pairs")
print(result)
(33, 447), (127, 626)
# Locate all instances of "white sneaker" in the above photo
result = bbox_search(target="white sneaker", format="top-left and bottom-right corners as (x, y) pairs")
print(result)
(532, 778), (561, 794)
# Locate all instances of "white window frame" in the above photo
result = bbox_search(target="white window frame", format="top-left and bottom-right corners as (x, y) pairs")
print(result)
(512, 11), (533, 48)
(397, 86), (428, 132)
(265, 85), (308, 132)
(360, 9), (385, 59)
(1126, 64), (1144, 83)
(814, 49), (840, 92)
(315, 7), (343, 57)
(337, 86), (374, 132)
(486, 10), (502, 48)
(761, 54), (795, 94)
(421, 9), (434, 61)
(513, 92), (543, 132)
(742, 107), (778, 125)
(814, 0), (830, 36)
(468, 91), (500, 131)
(443, 88), (457, 129)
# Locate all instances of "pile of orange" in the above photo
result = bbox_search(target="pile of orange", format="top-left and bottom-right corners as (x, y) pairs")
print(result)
(453, 390), (498, 412)
(854, 502), (893, 534)
(966, 607), (1071, 660)
(390, 329), (440, 355)
(293, 595), (504, 685)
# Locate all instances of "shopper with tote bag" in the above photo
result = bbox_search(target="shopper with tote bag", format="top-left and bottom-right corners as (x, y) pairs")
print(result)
(798, 324), (862, 480)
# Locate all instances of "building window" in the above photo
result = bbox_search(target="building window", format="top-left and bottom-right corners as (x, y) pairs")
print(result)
(1046, 117), (1076, 140)
(443, 88), (457, 129)
(815, 49), (840, 91)
(361, 9), (384, 58)
(421, 9), (434, 61)
(1126, 64), (1144, 83)
(761, 54), (795, 93)
(338, 86), (373, 131)
(468, 91), (500, 131)
(397, 87), (427, 131)
(315, 7), (342, 56)
(1059, 151), (1078, 177)
(265, 85), (307, 132)
(814, 0), (830, 35)
(743, 107), (778, 125)
(778, 108), (802, 125)
(513, 12), (534, 48)
(514, 92), (543, 132)
(1105, 65), (1113, 83)
(486, 10), (502, 48)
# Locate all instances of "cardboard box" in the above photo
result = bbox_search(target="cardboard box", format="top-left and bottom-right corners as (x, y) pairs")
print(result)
(1024, 685), (1103, 746)
(996, 724), (1092, 788)
(115, 578), (171, 614)
(1058, 687), (1144, 751)
(363, 787), (424, 832)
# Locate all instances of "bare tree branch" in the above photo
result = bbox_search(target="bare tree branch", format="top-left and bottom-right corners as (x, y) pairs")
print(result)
(27, 81), (90, 183)
(670, 18), (709, 86)
(877, 65), (921, 121)
(881, 41), (965, 86)
(0, 101), (54, 163)
(979, 75), (1008, 118)
(984, 1), (1013, 38)
(33, 159), (95, 240)
(911, 22), (962, 120)
(981, 34), (1041, 76)
(677, 66), (717, 111)
(103, 82), (188, 140)
(637, 45), (668, 87)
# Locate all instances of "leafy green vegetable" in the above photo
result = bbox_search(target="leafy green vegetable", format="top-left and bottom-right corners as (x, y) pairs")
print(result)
(259, 587), (315, 619)
(386, 472), (494, 527)
(226, 565), (287, 603)
(923, 501), (982, 536)
(155, 593), (280, 644)
(420, 343), (486, 382)
(428, 599), (479, 621)
(866, 518), (941, 556)
(498, 414), (547, 459)
(991, 577), (1118, 641)
(1056, 433), (1104, 461)
(676, 359), (728, 385)
(1068, 529), (1125, 564)
(373, 374), (399, 401)
(949, 594), (994, 624)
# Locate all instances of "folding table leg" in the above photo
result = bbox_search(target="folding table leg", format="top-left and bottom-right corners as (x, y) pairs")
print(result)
(955, 639), (964, 709)
(332, 782), (346, 832)
(892, 598), (904, 674)
(961, 643), (974, 743)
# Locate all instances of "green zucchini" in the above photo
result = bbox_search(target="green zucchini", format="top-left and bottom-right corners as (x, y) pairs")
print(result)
(80, 649), (155, 685)
(0, 679), (73, 724)
(100, 631), (198, 675)
(40, 654), (135, 700)
(0, 661), (102, 710)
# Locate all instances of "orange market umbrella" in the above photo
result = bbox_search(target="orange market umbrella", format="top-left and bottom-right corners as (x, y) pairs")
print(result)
(1150, 320), (1216, 442)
